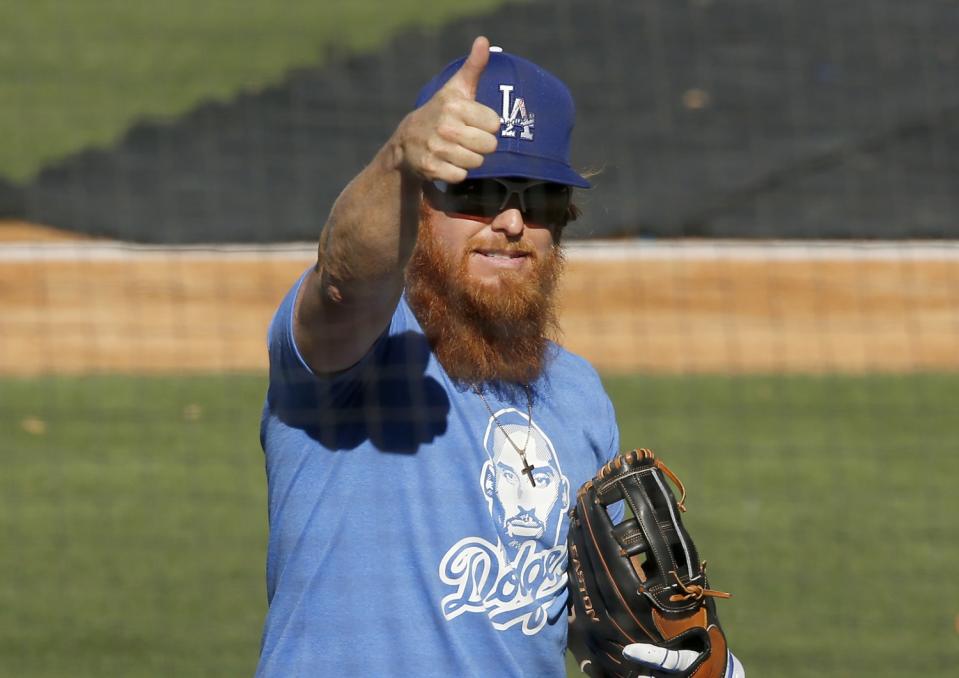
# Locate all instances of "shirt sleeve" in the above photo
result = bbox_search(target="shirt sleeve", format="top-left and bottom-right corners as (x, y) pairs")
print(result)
(265, 268), (392, 425)
(267, 268), (313, 377)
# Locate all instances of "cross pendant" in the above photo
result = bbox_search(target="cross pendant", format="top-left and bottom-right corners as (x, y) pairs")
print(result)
(521, 459), (536, 487)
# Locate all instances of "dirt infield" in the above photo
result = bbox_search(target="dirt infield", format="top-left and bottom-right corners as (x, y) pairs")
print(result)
(1, 232), (957, 376)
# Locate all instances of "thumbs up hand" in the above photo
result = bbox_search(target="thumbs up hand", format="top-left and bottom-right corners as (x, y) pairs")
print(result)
(394, 36), (501, 184)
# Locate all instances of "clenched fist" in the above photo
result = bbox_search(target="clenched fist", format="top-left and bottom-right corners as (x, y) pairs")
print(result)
(394, 36), (502, 184)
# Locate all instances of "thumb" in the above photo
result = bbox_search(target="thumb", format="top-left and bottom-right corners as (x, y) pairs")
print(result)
(447, 35), (490, 98)
(622, 643), (699, 672)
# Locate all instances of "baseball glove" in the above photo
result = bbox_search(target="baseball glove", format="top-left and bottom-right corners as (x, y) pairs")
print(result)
(567, 448), (733, 678)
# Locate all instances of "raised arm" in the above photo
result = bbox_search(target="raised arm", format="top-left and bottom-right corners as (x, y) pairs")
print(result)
(293, 36), (501, 374)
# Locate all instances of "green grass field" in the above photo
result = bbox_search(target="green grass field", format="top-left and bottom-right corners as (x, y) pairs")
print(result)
(0, 0), (518, 182)
(2, 373), (957, 677)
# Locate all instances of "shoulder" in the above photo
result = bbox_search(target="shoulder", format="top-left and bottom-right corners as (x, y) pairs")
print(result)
(543, 342), (606, 393)
(539, 342), (614, 420)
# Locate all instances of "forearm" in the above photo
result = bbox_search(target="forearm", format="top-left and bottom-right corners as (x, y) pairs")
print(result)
(318, 137), (420, 306)
(295, 137), (419, 374)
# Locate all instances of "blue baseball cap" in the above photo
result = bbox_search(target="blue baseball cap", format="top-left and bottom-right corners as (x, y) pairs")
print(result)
(414, 45), (590, 189)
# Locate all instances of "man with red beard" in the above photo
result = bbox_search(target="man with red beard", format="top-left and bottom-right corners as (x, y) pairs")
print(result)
(256, 37), (742, 678)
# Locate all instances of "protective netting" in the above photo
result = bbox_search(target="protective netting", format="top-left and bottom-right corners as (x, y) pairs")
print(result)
(1, 2), (957, 677)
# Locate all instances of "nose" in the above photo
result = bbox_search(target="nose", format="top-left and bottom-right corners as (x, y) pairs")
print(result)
(490, 207), (525, 238)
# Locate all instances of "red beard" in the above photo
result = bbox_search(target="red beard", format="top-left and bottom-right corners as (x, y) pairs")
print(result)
(405, 209), (564, 386)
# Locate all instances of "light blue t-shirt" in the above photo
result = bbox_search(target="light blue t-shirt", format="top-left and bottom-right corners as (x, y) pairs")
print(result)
(256, 272), (621, 677)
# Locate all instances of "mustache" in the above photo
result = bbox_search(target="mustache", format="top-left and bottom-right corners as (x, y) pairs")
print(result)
(507, 511), (543, 525)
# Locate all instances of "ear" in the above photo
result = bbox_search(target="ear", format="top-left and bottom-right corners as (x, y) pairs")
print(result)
(559, 476), (570, 511)
(482, 460), (496, 498)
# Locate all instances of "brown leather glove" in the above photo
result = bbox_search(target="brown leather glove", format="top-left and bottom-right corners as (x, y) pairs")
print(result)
(567, 449), (735, 678)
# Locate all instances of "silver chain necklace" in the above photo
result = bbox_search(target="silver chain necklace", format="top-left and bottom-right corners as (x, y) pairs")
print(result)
(477, 385), (537, 487)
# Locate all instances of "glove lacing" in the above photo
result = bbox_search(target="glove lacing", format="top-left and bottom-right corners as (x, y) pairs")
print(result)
(667, 564), (733, 603)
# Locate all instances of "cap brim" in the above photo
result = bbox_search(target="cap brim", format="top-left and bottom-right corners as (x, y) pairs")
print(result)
(466, 151), (591, 189)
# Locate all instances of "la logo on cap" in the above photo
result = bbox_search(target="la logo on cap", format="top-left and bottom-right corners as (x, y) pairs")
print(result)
(499, 84), (534, 141)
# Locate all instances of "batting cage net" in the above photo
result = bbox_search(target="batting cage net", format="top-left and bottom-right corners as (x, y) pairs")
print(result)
(1, 1), (957, 677)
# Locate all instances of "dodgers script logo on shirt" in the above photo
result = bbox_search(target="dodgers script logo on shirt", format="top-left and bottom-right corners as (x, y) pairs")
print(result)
(438, 410), (570, 635)
(499, 84), (535, 141)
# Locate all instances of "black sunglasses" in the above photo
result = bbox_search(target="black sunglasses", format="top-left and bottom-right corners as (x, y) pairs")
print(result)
(424, 178), (572, 227)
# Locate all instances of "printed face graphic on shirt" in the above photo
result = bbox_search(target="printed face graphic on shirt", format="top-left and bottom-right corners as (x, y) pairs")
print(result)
(485, 425), (563, 544)
(438, 407), (572, 635)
